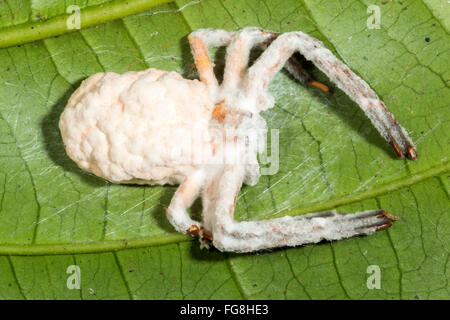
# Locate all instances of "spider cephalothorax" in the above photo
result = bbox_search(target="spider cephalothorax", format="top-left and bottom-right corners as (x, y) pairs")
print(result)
(60, 27), (416, 252)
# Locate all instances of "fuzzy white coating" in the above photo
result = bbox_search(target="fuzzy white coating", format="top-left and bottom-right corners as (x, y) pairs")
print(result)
(59, 27), (411, 253)
(59, 69), (214, 185)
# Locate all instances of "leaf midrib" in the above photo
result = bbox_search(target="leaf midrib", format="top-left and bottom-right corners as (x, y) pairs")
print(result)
(0, 0), (174, 49)
(0, 159), (447, 256)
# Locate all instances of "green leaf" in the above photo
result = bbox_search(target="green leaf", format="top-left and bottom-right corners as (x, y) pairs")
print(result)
(0, 0), (448, 299)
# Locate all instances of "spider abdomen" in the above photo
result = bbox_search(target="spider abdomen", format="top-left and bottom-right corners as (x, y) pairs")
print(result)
(59, 68), (214, 185)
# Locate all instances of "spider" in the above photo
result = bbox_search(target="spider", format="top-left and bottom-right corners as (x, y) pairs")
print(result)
(59, 27), (417, 253)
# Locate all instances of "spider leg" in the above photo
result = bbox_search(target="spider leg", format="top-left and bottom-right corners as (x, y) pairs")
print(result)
(166, 169), (209, 238)
(244, 31), (417, 160)
(221, 27), (275, 91)
(221, 27), (329, 93)
(283, 55), (331, 93)
(209, 165), (398, 253)
(188, 29), (235, 96)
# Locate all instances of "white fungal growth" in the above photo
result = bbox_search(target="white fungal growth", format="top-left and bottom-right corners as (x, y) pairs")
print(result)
(59, 69), (214, 185)
(60, 27), (414, 253)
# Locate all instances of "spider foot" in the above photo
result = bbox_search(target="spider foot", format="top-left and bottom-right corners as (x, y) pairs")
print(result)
(308, 80), (331, 93)
(389, 140), (418, 160)
(301, 209), (399, 240)
(187, 224), (213, 250)
(187, 225), (213, 240)
(348, 209), (399, 236)
(199, 236), (212, 250)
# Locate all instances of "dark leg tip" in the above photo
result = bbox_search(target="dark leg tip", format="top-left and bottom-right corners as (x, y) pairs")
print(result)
(407, 146), (418, 160)
(389, 141), (418, 160)
(309, 80), (331, 93)
(375, 220), (393, 231)
(377, 210), (400, 221)
(354, 210), (399, 234)
(390, 141), (405, 159)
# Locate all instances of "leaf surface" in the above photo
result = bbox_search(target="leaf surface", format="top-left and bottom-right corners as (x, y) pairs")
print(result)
(0, 0), (448, 299)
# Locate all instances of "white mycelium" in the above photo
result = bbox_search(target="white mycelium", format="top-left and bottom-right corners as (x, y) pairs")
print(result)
(60, 27), (415, 252)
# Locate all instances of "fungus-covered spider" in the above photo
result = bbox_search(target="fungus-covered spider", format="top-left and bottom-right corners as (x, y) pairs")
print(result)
(60, 28), (417, 252)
